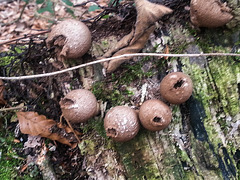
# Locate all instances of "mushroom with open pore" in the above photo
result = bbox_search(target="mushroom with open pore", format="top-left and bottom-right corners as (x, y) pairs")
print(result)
(104, 106), (140, 142)
(159, 72), (193, 104)
(139, 99), (172, 131)
(60, 89), (98, 124)
(46, 19), (92, 61)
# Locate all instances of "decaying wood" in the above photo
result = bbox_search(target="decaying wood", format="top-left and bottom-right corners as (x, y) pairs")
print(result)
(36, 144), (57, 180)
(2, 0), (240, 179)
(80, 0), (240, 179)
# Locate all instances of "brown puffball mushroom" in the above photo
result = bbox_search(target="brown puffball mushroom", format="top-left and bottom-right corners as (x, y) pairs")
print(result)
(104, 106), (140, 142)
(60, 89), (98, 123)
(190, 0), (233, 28)
(160, 72), (193, 104)
(46, 19), (92, 61)
(139, 99), (172, 131)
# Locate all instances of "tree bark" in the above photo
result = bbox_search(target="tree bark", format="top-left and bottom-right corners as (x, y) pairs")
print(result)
(79, 1), (240, 179)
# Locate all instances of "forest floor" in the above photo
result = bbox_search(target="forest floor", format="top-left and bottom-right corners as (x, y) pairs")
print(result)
(1, 0), (239, 180)
(0, 0), (135, 179)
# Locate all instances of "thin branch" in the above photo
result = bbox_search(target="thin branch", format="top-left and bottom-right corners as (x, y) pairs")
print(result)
(64, 117), (82, 144)
(0, 30), (50, 46)
(0, 104), (26, 112)
(17, 1), (28, 22)
(0, 52), (239, 80)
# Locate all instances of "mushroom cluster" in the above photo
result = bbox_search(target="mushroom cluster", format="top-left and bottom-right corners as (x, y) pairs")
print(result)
(57, 73), (192, 142)
(104, 72), (193, 141)
(47, 20), (194, 143)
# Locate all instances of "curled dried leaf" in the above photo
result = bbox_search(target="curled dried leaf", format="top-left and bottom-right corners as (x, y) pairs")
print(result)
(0, 80), (6, 105)
(102, 0), (172, 73)
(16, 111), (81, 147)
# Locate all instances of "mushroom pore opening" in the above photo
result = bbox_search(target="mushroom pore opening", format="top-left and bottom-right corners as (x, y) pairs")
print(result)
(53, 35), (66, 47)
(61, 98), (75, 106)
(107, 128), (117, 136)
(174, 79), (184, 89)
(152, 116), (162, 123)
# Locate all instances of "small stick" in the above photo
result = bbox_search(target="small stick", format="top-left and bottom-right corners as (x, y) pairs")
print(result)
(0, 104), (26, 112)
(0, 30), (50, 46)
(64, 116), (82, 144)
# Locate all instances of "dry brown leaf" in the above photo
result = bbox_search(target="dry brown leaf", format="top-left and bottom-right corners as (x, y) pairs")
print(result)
(16, 111), (81, 147)
(164, 44), (169, 60)
(32, 19), (48, 30)
(102, 0), (172, 73)
(0, 80), (6, 105)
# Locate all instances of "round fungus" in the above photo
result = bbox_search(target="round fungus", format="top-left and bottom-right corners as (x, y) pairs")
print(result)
(190, 0), (233, 28)
(60, 89), (98, 123)
(46, 19), (92, 61)
(139, 99), (172, 131)
(104, 106), (140, 142)
(159, 72), (193, 104)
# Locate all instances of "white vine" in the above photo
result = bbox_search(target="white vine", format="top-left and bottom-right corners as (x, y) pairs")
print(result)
(0, 52), (239, 80)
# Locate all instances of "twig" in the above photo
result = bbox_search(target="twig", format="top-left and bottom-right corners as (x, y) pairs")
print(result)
(0, 52), (239, 80)
(64, 116), (82, 144)
(17, 1), (28, 22)
(0, 104), (26, 112)
(0, 30), (50, 46)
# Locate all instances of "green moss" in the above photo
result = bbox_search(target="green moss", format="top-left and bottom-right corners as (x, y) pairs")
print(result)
(0, 46), (27, 77)
(0, 132), (21, 179)
(181, 47), (239, 177)
(114, 130), (162, 179)
(92, 56), (155, 107)
(208, 57), (239, 116)
(116, 57), (155, 85)
(83, 117), (107, 138)
(177, 147), (191, 164)
(92, 81), (129, 106)
(78, 139), (96, 155)
(0, 130), (35, 180)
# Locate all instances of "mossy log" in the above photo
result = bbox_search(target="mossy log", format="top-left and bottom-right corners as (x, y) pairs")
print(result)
(79, 2), (240, 179)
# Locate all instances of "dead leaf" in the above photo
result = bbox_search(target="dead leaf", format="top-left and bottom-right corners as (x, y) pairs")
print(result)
(13, 139), (21, 143)
(103, 25), (155, 73)
(102, 0), (172, 73)
(0, 80), (6, 105)
(16, 111), (81, 147)
(20, 163), (28, 173)
(164, 45), (169, 60)
(15, 22), (27, 32)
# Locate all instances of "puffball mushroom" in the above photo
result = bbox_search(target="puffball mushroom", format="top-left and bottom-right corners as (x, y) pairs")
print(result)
(104, 106), (140, 142)
(190, 0), (233, 28)
(60, 89), (98, 123)
(139, 99), (172, 131)
(160, 72), (193, 104)
(46, 19), (92, 61)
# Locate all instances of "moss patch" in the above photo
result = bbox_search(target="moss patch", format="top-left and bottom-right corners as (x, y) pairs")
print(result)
(0, 129), (36, 180)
